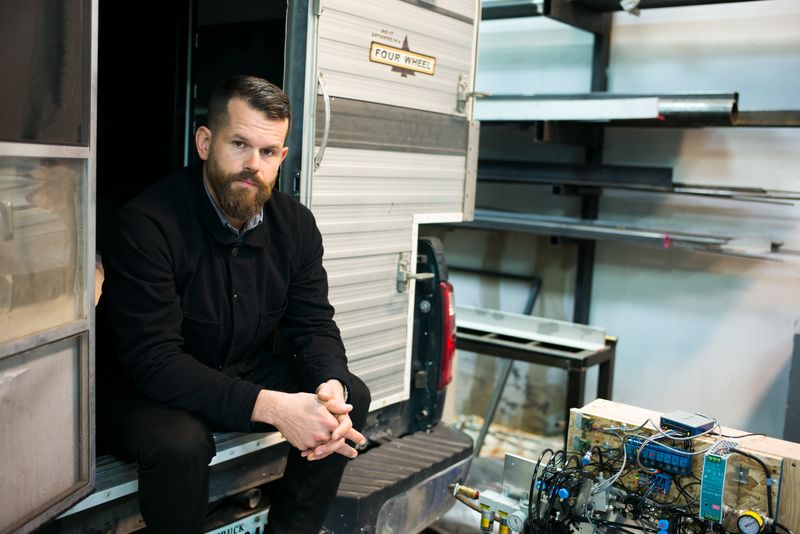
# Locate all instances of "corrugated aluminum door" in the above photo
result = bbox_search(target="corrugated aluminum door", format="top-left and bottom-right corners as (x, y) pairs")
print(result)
(305, 0), (479, 408)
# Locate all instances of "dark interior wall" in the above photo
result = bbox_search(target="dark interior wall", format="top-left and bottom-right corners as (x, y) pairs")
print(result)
(95, 0), (286, 249)
(96, 0), (192, 246)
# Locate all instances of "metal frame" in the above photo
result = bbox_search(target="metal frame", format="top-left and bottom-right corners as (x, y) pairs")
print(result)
(455, 306), (615, 448)
(0, 0), (97, 529)
(478, 160), (673, 189)
(463, 121), (480, 221)
(457, 209), (787, 260)
(61, 431), (286, 517)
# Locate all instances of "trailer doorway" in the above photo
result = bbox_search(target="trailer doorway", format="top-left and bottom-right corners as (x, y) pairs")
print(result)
(96, 0), (288, 242)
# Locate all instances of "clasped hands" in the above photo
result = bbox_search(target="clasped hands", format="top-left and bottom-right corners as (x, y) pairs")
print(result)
(252, 379), (366, 462)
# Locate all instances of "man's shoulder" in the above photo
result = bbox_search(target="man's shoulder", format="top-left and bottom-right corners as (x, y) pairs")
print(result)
(122, 166), (199, 221)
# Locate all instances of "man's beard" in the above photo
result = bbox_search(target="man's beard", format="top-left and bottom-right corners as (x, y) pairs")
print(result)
(205, 154), (274, 222)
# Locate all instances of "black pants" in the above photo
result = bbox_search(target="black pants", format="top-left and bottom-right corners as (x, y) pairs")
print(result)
(98, 363), (370, 534)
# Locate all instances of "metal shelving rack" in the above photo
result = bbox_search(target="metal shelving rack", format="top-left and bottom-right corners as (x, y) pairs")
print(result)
(451, 0), (800, 323)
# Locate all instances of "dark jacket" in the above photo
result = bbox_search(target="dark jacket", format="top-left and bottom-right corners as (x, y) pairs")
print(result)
(96, 165), (352, 431)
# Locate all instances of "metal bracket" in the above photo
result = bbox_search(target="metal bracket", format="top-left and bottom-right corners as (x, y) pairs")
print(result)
(0, 201), (13, 241)
(396, 252), (434, 293)
(313, 0), (324, 16)
(619, 0), (641, 16)
(733, 466), (749, 484)
(456, 74), (490, 114)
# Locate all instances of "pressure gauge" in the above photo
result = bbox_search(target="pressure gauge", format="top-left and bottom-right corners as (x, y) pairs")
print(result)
(737, 511), (764, 534)
(508, 511), (527, 532)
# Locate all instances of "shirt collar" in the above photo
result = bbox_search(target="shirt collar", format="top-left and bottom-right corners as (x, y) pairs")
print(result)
(202, 177), (264, 238)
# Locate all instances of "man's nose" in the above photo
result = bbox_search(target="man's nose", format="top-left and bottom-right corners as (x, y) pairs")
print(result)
(243, 150), (261, 172)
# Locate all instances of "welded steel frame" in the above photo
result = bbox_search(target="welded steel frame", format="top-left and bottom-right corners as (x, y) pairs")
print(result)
(456, 317), (616, 447)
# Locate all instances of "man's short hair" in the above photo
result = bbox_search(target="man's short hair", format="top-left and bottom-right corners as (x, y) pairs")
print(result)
(207, 75), (291, 133)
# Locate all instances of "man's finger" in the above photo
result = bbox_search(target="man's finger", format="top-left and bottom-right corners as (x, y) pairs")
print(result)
(316, 383), (334, 402)
(331, 415), (353, 440)
(308, 441), (358, 461)
(343, 426), (366, 446)
(308, 437), (344, 460)
(326, 399), (353, 416)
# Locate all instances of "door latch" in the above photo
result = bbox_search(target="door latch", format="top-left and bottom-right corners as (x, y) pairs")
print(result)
(456, 74), (490, 113)
(397, 252), (434, 293)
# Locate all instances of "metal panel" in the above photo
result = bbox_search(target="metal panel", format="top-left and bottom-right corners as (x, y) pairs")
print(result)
(310, 0), (478, 410)
(315, 96), (470, 155)
(0, 335), (90, 533)
(313, 148), (466, 406)
(317, 0), (478, 115)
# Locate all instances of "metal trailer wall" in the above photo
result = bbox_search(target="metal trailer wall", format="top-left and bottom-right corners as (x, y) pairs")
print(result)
(308, 0), (479, 409)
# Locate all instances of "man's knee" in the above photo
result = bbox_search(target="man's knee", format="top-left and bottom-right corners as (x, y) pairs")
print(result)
(140, 416), (215, 471)
(347, 374), (371, 431)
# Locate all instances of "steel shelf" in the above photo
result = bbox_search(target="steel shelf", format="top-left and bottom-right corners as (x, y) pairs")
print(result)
(482, 0), (769, 21)
(451, 209), (789, 260)
(476, 92), (800, 128)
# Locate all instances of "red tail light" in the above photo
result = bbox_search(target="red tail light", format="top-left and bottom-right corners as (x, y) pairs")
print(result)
(438, 280), (456, 390)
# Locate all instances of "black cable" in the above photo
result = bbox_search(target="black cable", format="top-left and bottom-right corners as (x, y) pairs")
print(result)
(592, 518), (659, 534)
(774, 523), (794, 534)
(715, 432), (767, 439)
(529, 449), (554, 520)
(730, 449), (775, 534)
(594, 445), (606, 472)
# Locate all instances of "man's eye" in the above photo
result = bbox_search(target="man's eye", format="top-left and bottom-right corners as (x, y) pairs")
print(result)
(233, 140), (246, 148)
(261, 149), (274, 157)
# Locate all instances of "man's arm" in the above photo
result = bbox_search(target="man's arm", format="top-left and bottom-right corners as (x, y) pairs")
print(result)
(102, 207), (262, 431)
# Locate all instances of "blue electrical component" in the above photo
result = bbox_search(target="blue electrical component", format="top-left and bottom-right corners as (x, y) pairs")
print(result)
(625, 436), (693, 475)
(638, 472), (672, 494)
(699, 452), (728, 522)
(658, 519), (670, 531)
(557, 488), (570, 499)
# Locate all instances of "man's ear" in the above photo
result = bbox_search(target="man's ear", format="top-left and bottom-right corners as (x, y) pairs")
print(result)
(195, 126), (212, 161)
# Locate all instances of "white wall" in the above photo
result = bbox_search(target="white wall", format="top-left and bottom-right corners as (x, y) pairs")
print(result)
(447, 0), (800, 437)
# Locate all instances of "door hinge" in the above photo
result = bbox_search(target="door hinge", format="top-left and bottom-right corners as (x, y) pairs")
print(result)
(397, 252), (434, 293)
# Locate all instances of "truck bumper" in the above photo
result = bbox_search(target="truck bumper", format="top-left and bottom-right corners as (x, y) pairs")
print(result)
(323, 422), (473, 534)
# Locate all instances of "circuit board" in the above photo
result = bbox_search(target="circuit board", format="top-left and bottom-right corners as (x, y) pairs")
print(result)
(567, 400), (784, 534)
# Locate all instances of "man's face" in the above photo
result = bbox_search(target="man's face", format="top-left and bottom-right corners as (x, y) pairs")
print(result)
(196, 98), (289, 226)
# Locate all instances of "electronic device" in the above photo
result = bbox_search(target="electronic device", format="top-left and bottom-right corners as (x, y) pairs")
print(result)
(700, 451), (729, 522)
(660, 411), (715, 437)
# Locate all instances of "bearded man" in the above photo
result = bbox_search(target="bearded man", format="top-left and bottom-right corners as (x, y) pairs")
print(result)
(96, 75), (370, 534)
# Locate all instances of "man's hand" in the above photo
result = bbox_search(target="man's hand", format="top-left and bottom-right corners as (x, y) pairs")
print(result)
(251, 389), (341, 452)
(301, 379), (366, 461)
